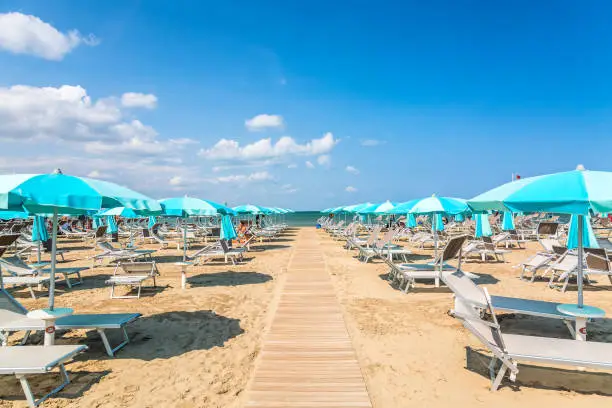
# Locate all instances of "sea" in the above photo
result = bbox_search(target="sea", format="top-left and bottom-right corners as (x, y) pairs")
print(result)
(277, 211), (322, 227)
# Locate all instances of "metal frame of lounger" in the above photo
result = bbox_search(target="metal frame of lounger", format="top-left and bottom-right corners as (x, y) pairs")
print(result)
(516, 252), (556, 282)
(456, 287), (612, 391)
(0, 289), (140, 357)
(1, 275), (50, 299)
(0, 344), (87, 407)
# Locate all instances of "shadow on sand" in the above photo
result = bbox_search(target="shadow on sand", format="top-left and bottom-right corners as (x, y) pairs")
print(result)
(188, 271), (272, 287)
(465, 347), (612, 395)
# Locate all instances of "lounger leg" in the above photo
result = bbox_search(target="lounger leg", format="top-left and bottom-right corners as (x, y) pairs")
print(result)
(28, 285), (36, 299)
(17, 364), (71, 408)
(98, 327), (130, 357)
(492, 365), (508, 391)
(64, 273), (72, 289)
(0, 330), (7, 346)
(21, 330), (31, 345)
(17, 375), (36, 407)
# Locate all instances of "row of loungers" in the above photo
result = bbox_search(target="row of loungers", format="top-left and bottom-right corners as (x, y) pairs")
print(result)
(0, 288), (140, 406)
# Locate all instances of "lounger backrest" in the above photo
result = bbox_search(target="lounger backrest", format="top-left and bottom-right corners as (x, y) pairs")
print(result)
(585, 252), (610, 272)
(220, 239), (230, 253)
(443, 271), (487, 308)
(0, 288), (28, 315)
(117, 262), (158, 277)
(94, 225), (108, 239)
(482, 236), (496, 250)
(551, 245), (567, 256)
(0, 233), (20, 247)
(537, 222), (559, 236)
(0, 257), (33, 276)
(442, 235), (467, 262)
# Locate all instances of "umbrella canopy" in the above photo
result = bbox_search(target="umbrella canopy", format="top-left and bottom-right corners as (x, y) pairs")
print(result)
(567, 215), (598, 249)
(160, 197), (233, 217)
(232, 204), (271, 214)
(454, 213), (465, 222)
(501, 211), (515, 231)
(392, 196), (468, 215)
(32, 216), (49, 242)
(431, 214), (445, 231)
(220, 215), (238, 240)
(99, 207), (139, 218)
(92, 215), (102, 229)
(148, 216), (157, 229)
(0, 170), (161, 314)
(474, 213), (493, 237)
(0, 211), (29, 220)
(0, 173), (162, 215)
(106, 216), (118, 234)
(467, 166), (612, 215)
(342, 202), (372, 213)
(360, 201), (397, 214)
(406, 213), (417, 228)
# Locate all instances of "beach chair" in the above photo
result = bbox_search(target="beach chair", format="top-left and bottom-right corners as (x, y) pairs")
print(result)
(516, 251), (557, 282)
(189, 240), (244, 265)
(443, 271), (577, 336)
(388, 235), (472, 291)
(92, 241), (156, 267)
(546, 250), (579, 291)
(0, 344), (87, 407)
(150, 224), (171, 249)
(0, 289), (141, 356)
(106, 261), (159, 299)
(464, 237), (510, 262)
(0, 233), (20, 256)
(455, 286), (612, 391)
(0, 257), (85, 288)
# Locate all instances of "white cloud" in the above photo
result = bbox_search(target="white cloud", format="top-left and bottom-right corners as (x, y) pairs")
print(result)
(345, 165), (359, 175)
(317, 154), (331, 167)
(216, 171), (273, 183)
(199, 132), (338, 161)
(287, 163), (297, 169)
(245, 114), (284, 131)
(305, 161), (315, 169)
(169, 176), (183, 186)
(345, 186), (358, 193)
(361, 139), (385, 147)
(121, 92), (158, 109)
(0, 12), (98, 60)
(281, 183), (298, 194)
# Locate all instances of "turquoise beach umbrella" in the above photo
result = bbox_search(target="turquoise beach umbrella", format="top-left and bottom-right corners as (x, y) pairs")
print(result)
(406, 213), (417, 228)
(161, 197), (233, 217)
(360, 201), (397, 214)
(474, 213), (493, 238)
(431, 214), (445, 231)
(0, 211), (29, 220)
(567, 215), (598, 250)
(32, 216), (49, 242)
(468, 165), (612, 309)
(99, 207), (139, 218)
(92, 216), (102, 229)
(232, 204), (271, 215)
(455, 213), (465, 222)
(501, 211), (515, 231)
(220, 215), (238, 241)
(148, 216), (157, 229)
(106, 216), (118, 234)
(0, 170), (161, 313)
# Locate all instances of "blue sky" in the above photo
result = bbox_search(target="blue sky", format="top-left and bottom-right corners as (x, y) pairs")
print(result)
(0, 1), (611, 210)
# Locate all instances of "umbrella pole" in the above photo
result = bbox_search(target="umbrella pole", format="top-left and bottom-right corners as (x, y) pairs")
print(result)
(49, 209), (58, 311)
(578, 214), (584, 308)
(183, 218), (187, 262)
(433, 214), (438, 260)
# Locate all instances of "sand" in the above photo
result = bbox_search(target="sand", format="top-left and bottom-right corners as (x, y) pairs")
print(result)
(2, 227), (612, 407)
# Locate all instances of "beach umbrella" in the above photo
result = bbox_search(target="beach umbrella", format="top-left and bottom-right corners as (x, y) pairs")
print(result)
(160, 197), (233, 261)
(105, 216), (118, 234)
(0, 211), (29, 220)
(431, 214), (445, 231)
(148, 216), (157, 229)
(32, 215), (49, 263)
(567, 215), (598, 250)
(232, 204), (271, 214)
(474, 213), (493, 237)
(0, 170), (161, 345)
(343, 202), (372, 213)
(99, 206), (139, 218)
(406, 213), (417, 228)
(501, 211), (515, 231)
(92, 215), (102, 229)
(220, 214), (238, 241)
(360, 201), (397, 214)
(455, 213), (465, 222)
(468, 165), (612, 314)
(393, 195), (469, 258)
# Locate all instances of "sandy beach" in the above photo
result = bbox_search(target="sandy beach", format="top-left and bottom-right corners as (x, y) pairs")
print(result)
(2, 227), (612, 407)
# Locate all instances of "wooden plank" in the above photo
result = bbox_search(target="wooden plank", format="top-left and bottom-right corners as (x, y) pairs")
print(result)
(243, 229), (372, 408)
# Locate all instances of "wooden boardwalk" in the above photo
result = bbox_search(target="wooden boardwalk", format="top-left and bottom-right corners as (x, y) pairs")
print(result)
(244, 229), (372, 408)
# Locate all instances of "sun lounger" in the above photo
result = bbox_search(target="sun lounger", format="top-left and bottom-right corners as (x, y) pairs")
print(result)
(386, 235), (473, 292)
(464, 236), (510, 262)
(0, 289), (141, 357)
(188, 239), (245, 265)
(106, 261), (159, 299)
(455, 286), (612, 391)
(0, 344), (87, 407)
(443, 271), (577, 336)
(0, 257), (85, 288)
(92, 241), (156, 267)
(546, 250), (579, 291)
(516, 252), (557, 282)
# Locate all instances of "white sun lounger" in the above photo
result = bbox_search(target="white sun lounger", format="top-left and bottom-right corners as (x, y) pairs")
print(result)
(1, 275), (50, 299)
(0, 257), (85, 288)
(456, 287), (612, 391)
(443, 271), (577, 337)
(0, 344), (87, 407)
(0, 289), (141, 356)
(106, 261), (159, 299)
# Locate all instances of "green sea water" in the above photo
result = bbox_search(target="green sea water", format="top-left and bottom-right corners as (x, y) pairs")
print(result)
(278, 211), (322, 227)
